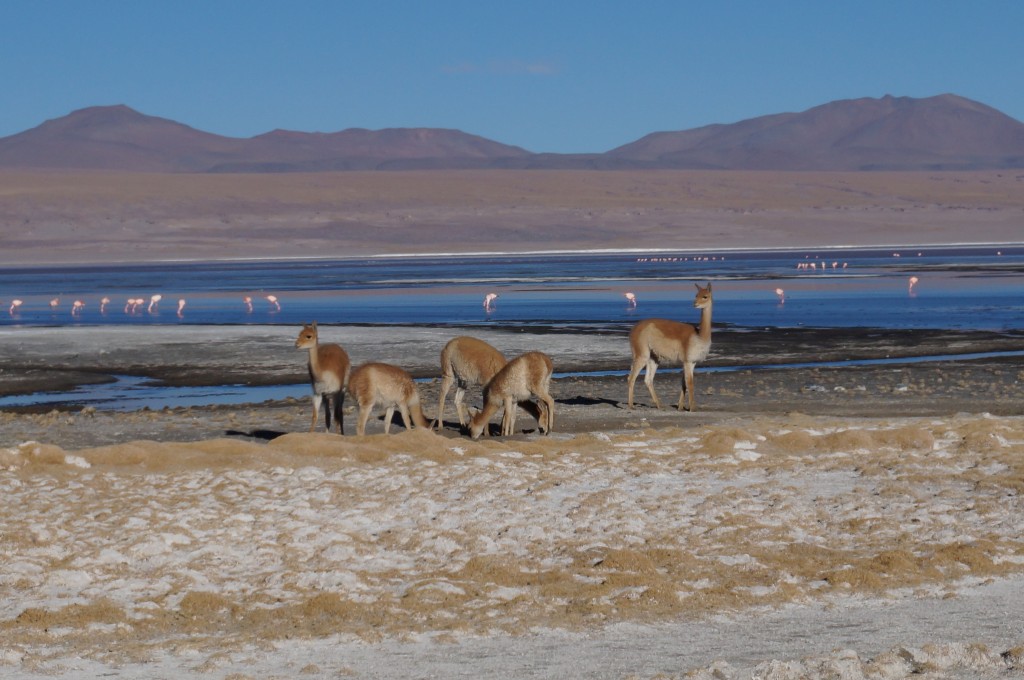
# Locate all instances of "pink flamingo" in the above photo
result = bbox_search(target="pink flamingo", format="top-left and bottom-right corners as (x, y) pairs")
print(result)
(483, 292), (499, 311)
(99, 297), (111, 314)
(775, 288), (785, 304)
(49, 297), (60, 311)
(623, 292), (637, 307)
(71, 300), (85, 315)
(9, 299), (23, 315)
(908, 276), (919, 296)
(243, 296), (253, 313)
(266, 294), (281, 311)
(148, 294), (162, 314)
(177, 298), (186, 317)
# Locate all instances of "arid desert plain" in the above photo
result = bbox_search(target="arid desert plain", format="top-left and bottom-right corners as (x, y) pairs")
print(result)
(1, 169), (1023, 679)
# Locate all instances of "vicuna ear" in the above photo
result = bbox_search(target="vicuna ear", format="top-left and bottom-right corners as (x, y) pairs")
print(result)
(694, 283), (701, 291)
(312, 320), (317, 330)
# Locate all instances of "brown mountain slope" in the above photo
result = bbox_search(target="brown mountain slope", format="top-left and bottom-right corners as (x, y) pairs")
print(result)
(1, 94), (1023, 171)
(608, 94), (1024, 170)
(0, 106), (531, 172)
(0, 105), (247, 172)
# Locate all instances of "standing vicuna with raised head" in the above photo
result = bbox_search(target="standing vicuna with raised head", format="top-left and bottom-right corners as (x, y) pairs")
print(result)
(348, 362), (430, 436)
(627, 282), (713, 412)
(295, 321), (351, 434)
(469, 351), (555, 439)
(434, 336), (508, 431)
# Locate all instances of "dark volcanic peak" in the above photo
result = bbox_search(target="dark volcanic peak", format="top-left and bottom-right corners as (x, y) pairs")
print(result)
(1, 95), (1022, 172)
(609, 94), (1024, 170)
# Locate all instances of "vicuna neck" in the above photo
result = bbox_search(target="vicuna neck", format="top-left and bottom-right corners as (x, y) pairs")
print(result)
(698, 302), (712, 341)
(306, 343), (323, 373)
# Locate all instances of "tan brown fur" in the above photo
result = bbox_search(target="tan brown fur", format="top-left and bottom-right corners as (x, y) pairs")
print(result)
(470, 351), (554, 439)
(348, 362), (430, 436)
(434, 336), (508, 431)
(295, 322), (351, 434)
(627, 283), (713, 412)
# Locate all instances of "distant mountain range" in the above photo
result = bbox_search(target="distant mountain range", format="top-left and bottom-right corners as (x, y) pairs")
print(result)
(2, 94), (1023, 172)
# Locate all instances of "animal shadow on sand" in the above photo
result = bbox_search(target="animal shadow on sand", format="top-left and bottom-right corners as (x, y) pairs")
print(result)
(558, 395), (621, 408)
(227, 429), (288, 441)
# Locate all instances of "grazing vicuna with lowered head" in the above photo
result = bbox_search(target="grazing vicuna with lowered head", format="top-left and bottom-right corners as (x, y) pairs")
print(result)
(434, 336), (508, 431)
(348, 362), (430, 436)
(295, 322), (351, 434)
(469, 351), (555, 439)
(627, 282), (713, 412)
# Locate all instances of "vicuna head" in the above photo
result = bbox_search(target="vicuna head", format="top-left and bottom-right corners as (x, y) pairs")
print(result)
(295, 321), (319, 350)
(694, 283), (712, 309)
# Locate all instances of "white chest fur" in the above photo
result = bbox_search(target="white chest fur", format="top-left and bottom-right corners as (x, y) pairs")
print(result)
(687, 335), (711, 363)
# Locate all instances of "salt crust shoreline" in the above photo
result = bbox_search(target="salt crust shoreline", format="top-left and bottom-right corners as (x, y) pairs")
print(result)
(7, 240), (1022, 268)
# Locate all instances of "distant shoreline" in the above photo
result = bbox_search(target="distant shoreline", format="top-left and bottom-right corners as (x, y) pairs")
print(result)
(5, 241), (1022, 269)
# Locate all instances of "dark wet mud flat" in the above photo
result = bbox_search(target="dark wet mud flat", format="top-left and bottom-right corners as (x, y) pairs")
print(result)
(2, 323), (1022, 393)
(1, 324), (1022, 448)
(1, 336), (1021, 450)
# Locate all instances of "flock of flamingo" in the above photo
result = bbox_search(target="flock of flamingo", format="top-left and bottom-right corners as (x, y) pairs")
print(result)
(3, 293), (283, 318)
(5, 253), (934, 319)
(3, 279), (927, 319)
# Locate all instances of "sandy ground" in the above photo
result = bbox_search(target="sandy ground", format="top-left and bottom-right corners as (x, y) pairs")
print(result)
(2, 169), (1024, 265)
(1, 324), (1023, 679)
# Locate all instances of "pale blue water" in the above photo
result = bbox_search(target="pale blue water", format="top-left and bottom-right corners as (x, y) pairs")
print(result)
(2, 245), (1023, 331)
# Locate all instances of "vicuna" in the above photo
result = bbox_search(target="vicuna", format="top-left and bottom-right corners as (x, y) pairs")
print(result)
(469, 351), (554, 439)
(348, 362), (430, 436)
(434, 336), (507, 431)
(626, 282), (713, 412)
(295, 322), (351, 434)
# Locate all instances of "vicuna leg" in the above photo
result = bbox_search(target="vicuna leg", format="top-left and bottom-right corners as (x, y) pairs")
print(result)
(628, 354), (663, 409)
(332, 392), (345, 434)
(643, 359), (663, 409)
(322, 395), (333, 432)
(398, 404), (413, 431)
(539, 391), (555, 433)
(383, 406), (396, 434)
(626, 357), (642, 408)
(310, 394), (324, 432)
(453, 385), (469, 425)
(501, 396), (516, 436)
(356, 400), (374, 436)
(502, 396), (554, 436)
(679, 361), (696, 412)
(435, 373), (455, 430)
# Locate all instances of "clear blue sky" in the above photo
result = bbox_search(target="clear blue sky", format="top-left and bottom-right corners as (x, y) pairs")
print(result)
(2, 1), (1022, 154)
